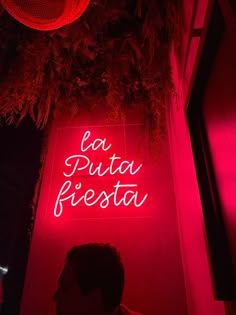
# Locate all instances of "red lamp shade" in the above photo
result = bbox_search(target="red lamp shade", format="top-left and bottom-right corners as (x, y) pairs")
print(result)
(1, 0), (90, 30)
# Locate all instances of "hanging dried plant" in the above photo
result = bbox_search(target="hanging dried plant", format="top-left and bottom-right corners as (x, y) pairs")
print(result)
(0, 0), (184, 140)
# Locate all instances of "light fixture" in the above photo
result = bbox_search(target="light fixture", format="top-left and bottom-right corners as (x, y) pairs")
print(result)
(0, 265), (8, 277)
(1, 0), (90, 31)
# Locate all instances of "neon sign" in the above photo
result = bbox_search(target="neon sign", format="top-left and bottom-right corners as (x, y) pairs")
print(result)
(54, 131), (148, 217)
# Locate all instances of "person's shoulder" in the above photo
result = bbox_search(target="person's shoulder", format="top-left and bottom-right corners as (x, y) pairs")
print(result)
(120, 304), (144, 315)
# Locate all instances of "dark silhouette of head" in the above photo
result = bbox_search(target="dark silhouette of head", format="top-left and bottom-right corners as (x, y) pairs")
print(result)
(54, 243), (125, 315)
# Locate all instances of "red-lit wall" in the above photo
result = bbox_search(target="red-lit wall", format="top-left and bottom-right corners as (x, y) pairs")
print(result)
(20, 110), (187, 315)
(202, 3), (236, 314)
(167, 89), (225, 315)
(168, 1), (236, 315)
(202, 1), (236, 272)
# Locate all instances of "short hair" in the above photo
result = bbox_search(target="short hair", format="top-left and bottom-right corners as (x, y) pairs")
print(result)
(66, 243), (125, 312)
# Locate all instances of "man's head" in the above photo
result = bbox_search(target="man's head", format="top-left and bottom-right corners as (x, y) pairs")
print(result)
(54, 243), (125, 315)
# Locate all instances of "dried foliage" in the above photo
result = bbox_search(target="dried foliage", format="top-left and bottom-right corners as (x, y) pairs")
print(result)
(0, 0), (184, 140)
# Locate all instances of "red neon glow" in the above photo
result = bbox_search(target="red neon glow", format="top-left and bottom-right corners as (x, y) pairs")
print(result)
(20, 122), (187, 315)
(54, 130), (148, 217)
(80, 131), (112, 152)
(63, 154), (142, 177)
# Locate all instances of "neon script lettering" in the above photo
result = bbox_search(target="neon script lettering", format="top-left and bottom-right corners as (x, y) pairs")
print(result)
(54, 131), (148, 217)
